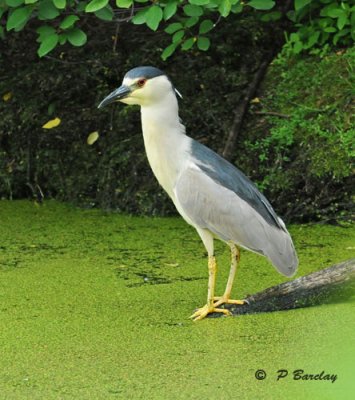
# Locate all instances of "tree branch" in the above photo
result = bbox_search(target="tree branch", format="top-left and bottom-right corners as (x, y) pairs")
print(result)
(253, 111), (290, 119)
(209, 259), (355, 317)
(222, 52), (274, 161)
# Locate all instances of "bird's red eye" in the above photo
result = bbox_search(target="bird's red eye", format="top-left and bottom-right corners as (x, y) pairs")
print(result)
(137, 78), (146, 88)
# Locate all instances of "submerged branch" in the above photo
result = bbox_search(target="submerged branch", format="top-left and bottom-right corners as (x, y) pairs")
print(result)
(210, 259), (355, 317)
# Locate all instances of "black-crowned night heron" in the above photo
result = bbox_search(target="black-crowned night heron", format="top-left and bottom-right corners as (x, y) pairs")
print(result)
(98, 66), (298, 321)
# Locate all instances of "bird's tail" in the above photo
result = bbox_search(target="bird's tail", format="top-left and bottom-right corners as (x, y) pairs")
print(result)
(264, 226), (298, 277)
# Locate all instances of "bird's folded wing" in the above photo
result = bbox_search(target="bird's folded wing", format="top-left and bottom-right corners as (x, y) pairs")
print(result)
(174, 165), (298, 277)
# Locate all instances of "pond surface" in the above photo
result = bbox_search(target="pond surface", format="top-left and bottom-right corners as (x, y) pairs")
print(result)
(0, 200), (354, 399)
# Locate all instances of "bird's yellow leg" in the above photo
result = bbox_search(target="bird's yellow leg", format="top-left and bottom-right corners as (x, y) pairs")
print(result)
(190, 255), (231, 321)
(213, 243), (246, 307)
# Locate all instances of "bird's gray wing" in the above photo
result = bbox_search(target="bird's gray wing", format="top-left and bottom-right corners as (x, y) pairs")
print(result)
(190, 140), (283, 230)
(174, 164), (298, 277)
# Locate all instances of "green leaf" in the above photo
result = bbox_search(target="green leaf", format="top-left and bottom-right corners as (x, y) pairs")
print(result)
(67, 27), (87, 46)
(6, 6), (32, 31)
(326, 8), (345, 18)
(24, 0), (38, 3)
(165, 22), (183, 34)
(95, 5), (114, 21)
(53, 0), (66, 9)
(161, 42), (177, 60)
(294, 0), (311, 11)
(293, 41), (303, 53)
(338, 27), (349, 35)
(116, 0), (132, 8)
(324, 26), (337, 32)
(259, 11), (281, 21)
(337, 13), (348, 30)
(318, 16), (332, 29)
(36, 24), (56, 41)
(199, 19), (214, 34)
(332, 31), (341, 44)
(219, 0), (231, 17)
(204, 1), (218, 8)
(172, 30), (184, 43)
(85, 0), (108, 13)
(289, 32), (299, 42)
(37, 33), (59, 57)
(341, 1), (350, 11)
(6, 0), (24, 7)
(59, 15), (80, 29)
(145, 5), (163, 31)
(58, 32), (67, 44)
(164, 1), (177, 20)
(181, 37), (195, 50)
(248, 0), (275, 11)
(231, 3), (243, 13)
(305, 31), (320, 48)
(320, 3), (337, 17)
(189, 0), (209, 5)
(197, 36), (210, 50)
(132, 9), (147, 24)
(38, 0), (60, 19)
(183, 4), (203, 17)
(48, 102), (56, 115)
(185, 16), (199, 27)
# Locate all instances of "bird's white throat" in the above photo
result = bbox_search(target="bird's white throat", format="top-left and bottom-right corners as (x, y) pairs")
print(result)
(140, 92), (190, 200)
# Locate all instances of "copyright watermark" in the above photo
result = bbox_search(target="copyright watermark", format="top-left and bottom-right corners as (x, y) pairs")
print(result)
(255, 369), (337, 383)
(255, 370), (267, 380)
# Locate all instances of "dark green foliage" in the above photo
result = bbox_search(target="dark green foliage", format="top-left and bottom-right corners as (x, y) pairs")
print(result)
(240, 48), (354, 221)
(283, 0), (354, 56)
(1, 0), (353, 58)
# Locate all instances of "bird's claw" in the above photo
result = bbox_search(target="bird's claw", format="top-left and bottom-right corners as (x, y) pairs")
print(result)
(213, 296), (248, 308)
(189, 304), (231, 321)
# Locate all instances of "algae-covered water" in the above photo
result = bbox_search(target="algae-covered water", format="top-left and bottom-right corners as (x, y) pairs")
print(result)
(0, 200), (354, 399)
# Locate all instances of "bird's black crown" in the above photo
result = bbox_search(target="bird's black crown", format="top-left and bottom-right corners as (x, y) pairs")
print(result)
(124, 66), (165, 81)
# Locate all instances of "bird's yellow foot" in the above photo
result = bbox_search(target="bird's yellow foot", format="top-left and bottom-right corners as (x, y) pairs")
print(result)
(190, 304), (231, 321)
(213, 296), (247, 308)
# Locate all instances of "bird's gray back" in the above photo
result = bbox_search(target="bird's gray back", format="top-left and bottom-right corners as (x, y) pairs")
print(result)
(190, 140), (283, 230)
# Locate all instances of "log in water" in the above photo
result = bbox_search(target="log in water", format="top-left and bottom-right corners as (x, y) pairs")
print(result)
(210, 258), (355, 317)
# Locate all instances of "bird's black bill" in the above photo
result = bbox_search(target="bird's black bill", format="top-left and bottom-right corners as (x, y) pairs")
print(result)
(98, 85), (131, 109)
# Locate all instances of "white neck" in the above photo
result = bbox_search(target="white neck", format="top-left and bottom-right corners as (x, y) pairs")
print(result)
(140, 91), (190, 199)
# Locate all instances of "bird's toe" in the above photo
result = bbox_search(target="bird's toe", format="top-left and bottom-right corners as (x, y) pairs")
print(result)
(189, 304), (231, 321)
(213, 296), (247, 308)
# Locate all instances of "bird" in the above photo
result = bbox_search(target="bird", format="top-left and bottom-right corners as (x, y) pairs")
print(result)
(98, 66), (298, 321)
